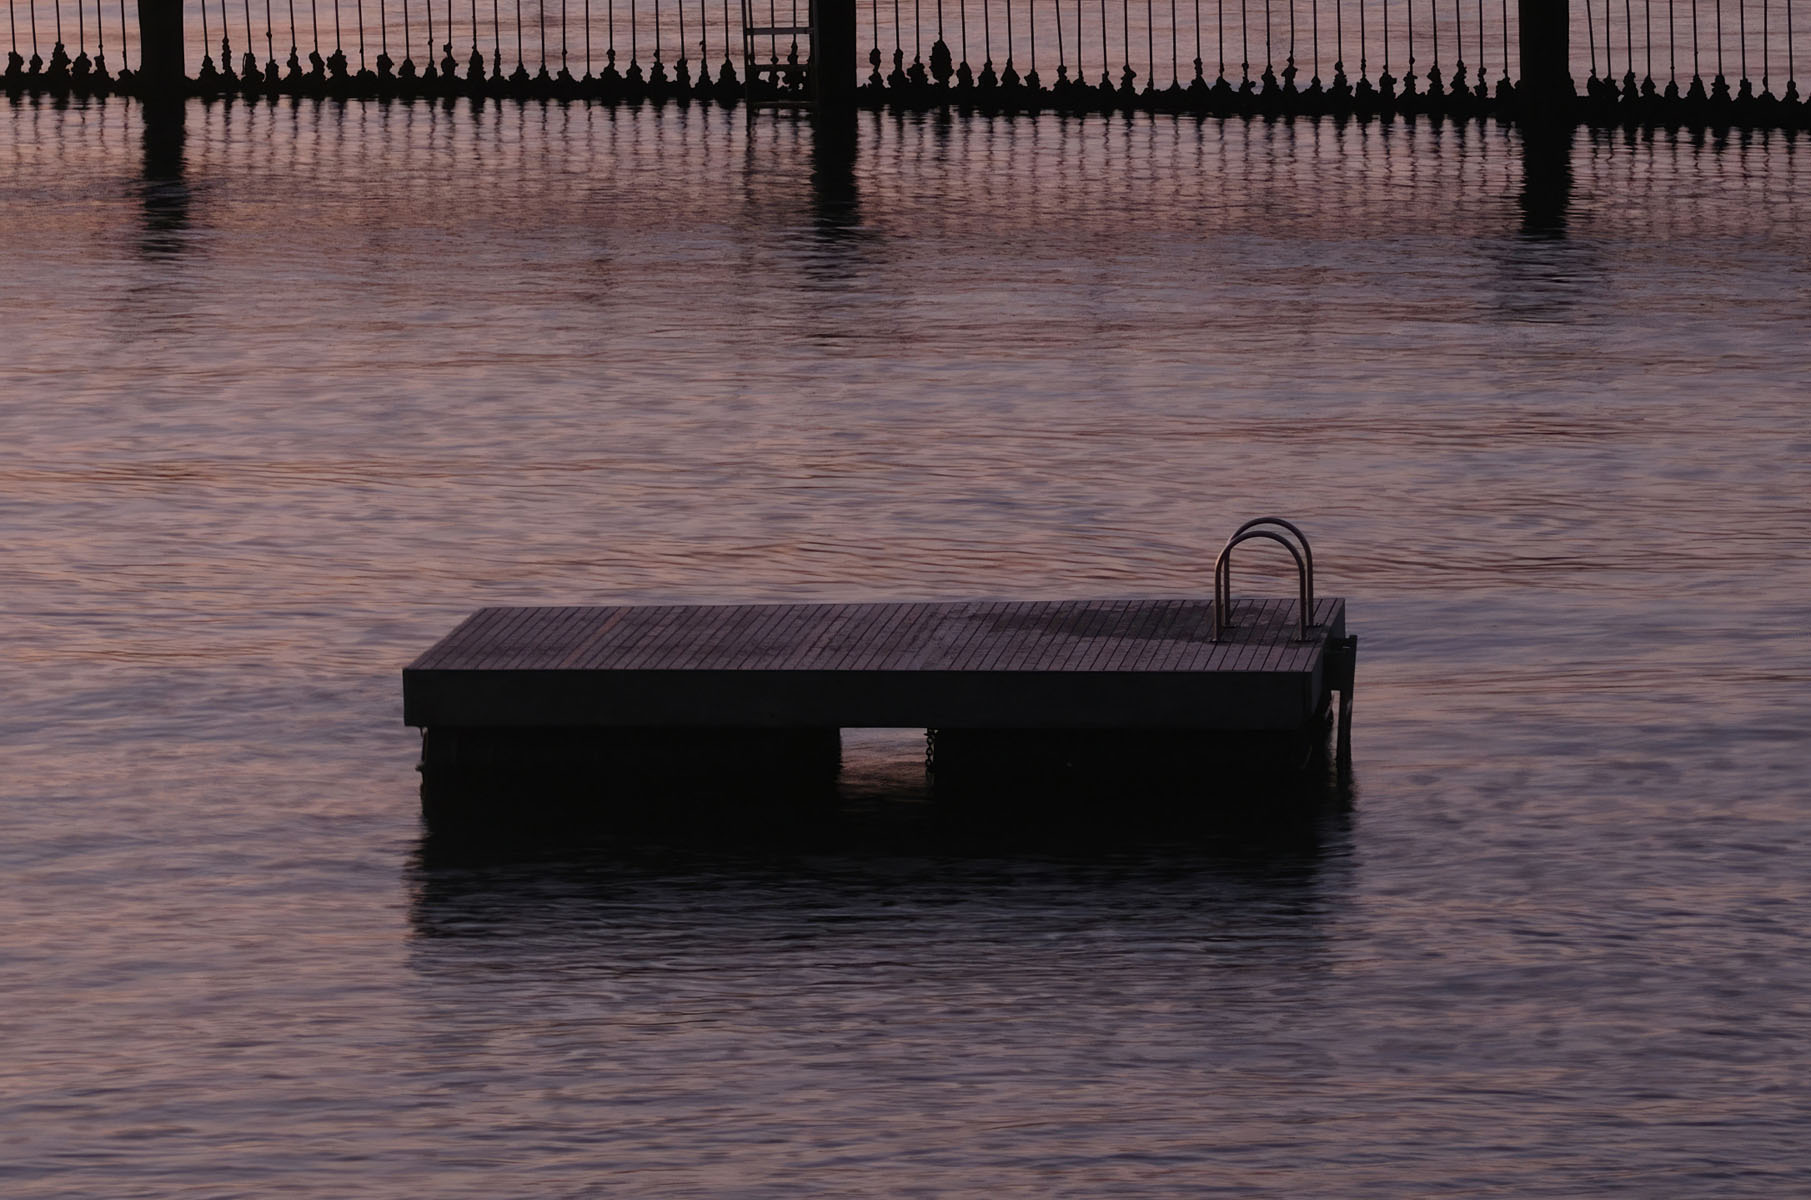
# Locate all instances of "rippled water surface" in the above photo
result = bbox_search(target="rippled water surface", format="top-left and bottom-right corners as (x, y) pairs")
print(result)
(2, 98), (1809, 1196)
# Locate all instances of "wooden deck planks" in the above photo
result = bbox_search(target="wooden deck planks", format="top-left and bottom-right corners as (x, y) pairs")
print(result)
(558, 608), (628, 669)
(720, 603), (800, 672)
(1100, 599), (1167, 672)
(849, 604), (922, 673)
(579, 606), (664, 670)
(1032, 604), (1086, 672)
(413, 595), (1307, 676)
(907, 600), (975, 671)
(924, 600), (998, 672)
(747, 604), (815, 671)
(1132, 599), (1196, 673)
(1074, 600), (1132, 674)
(1116, 599), (1171, 674)
(482, 605), (549, 669)
(883, 604), (944, 671)
(777, 602), (869, 671)
(594, 606), (659, 670)
(985, 602), (1039, 674)
(407, 597), (1347, 738)
(508, 605), (590, 671)
(404, 596), (1348, 732)
(820, 603), (895, 671)
(1044, 600), (1099, 672)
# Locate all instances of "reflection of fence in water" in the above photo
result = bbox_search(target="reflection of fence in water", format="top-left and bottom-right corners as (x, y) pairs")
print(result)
(59, 92), (1806, 243)
(1, 0), (1804, 118)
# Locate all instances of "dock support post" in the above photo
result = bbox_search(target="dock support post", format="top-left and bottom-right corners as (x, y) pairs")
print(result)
(135, 0), (186, 93)
(1325, 636), (1358, 766)
(1516, 0), (1574, 124)
(813, 0), (857, 109)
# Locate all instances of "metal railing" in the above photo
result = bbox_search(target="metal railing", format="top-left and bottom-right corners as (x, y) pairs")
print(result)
(1213, 517), (1317, 642)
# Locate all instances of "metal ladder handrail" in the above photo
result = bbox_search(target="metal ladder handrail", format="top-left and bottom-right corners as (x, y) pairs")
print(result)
(1213, 528), (1315, 642)
(1227, 516), (1314, 616)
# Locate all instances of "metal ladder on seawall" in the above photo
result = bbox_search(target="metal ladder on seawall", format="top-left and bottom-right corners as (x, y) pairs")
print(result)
(741, 0), (817, 118)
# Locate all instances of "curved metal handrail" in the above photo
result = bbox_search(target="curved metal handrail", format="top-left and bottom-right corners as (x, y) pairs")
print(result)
(1228, 516), (1315, 618)
(1213, 529), (1314, 642)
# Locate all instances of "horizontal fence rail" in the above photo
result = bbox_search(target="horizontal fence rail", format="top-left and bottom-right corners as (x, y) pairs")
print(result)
(3, 0), (1806, 124)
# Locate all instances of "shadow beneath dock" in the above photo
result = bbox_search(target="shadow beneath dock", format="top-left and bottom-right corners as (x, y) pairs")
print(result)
(404, 719), (1360, 980)
(405, 766), (1356, 958)
(413, 733), (1355, 861)
(418, 720), (1354, 843)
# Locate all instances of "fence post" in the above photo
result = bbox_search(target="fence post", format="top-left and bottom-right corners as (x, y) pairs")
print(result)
(136, 0), (186, 92)
(1517, 0), (1574, 122)
(813, 0), (857, 108)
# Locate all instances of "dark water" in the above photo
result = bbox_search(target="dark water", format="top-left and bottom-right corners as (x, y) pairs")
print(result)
(2, 98), (1809, 1196)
